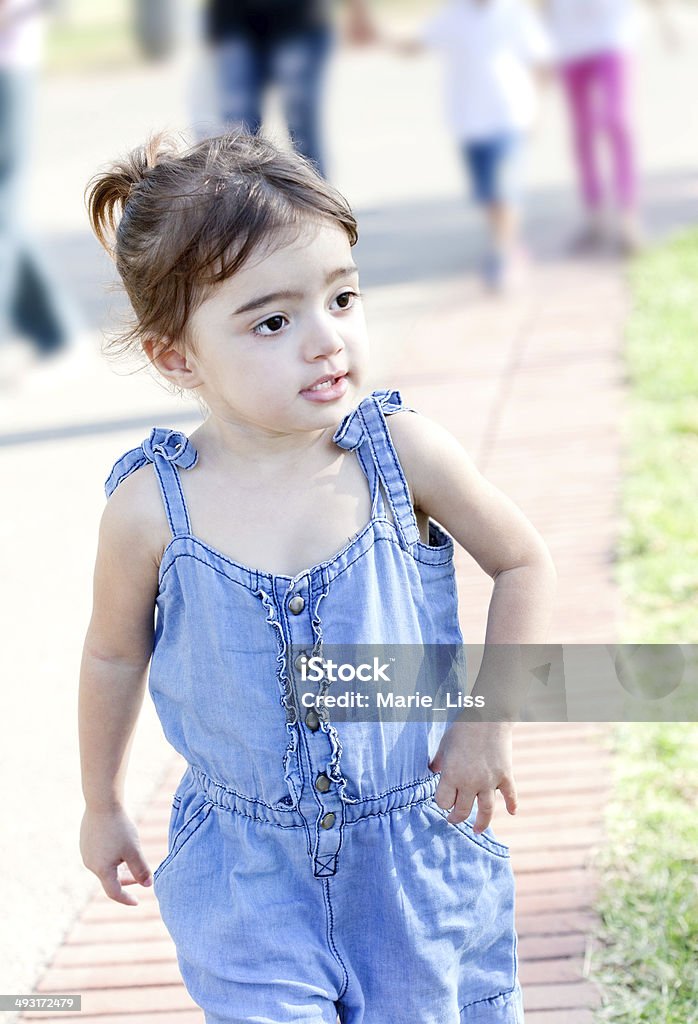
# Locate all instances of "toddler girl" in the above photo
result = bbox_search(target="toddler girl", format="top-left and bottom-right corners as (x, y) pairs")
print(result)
(79, 131), (556, 1023)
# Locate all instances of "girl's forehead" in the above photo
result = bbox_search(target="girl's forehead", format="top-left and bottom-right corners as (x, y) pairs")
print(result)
(228, 221), (354, 283)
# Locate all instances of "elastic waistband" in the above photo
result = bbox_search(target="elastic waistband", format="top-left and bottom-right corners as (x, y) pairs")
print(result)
(343, 773), (439, 824)
(188, 765), (439, 827)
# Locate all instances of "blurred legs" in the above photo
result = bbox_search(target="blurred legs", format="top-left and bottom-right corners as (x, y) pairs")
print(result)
(271, 28), (333, 176)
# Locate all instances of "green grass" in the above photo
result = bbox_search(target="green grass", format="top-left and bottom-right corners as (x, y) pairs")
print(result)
(45, 0), (139, 73)
(591, 722), (698, 1023)
(617, 229), (698, 642)
(590, 233), (698, 1021)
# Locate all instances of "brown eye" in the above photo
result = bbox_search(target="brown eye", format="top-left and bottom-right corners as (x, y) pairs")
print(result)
(333, 291), (357, 310)
(254, 314), (287, 336)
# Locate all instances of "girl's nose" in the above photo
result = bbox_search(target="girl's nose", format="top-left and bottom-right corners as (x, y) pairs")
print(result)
(302, 316), (345, 361)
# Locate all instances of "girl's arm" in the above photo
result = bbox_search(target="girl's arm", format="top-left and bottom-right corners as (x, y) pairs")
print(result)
(390, 411), (557, 642)
(79, 469), (162, 905)
(342, 0), (426, 54)
(388, 411), (557, 830)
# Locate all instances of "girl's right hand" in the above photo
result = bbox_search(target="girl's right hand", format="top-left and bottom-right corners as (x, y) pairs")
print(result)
(80, 806), (153, 906)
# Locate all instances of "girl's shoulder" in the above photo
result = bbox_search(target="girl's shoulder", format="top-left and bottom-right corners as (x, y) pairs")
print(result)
(382, 401), (467, 516)
(102, 429), (186, 565)
(102, 459), (170, 556)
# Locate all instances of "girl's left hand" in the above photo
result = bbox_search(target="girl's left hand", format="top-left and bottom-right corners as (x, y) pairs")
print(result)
(428, 721), (518, 833)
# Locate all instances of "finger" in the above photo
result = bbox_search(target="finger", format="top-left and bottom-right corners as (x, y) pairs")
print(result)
(434, 779), (457, 812)
(472, 790), (496, 834)
(447, 789), (476, 825)
(101, 865), (139, 907)
(125, 852), (153, 888)
(428, 751), (442, 774)
(499, 776), (519, 816)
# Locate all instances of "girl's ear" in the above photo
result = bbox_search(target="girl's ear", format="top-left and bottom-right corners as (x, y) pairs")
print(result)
(143, 336), (203, 391)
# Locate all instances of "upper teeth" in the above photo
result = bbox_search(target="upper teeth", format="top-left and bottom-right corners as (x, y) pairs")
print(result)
(309, 378), (335, 391)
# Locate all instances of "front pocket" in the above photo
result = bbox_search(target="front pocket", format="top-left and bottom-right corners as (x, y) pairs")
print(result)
(423, 799), (510, 858)
(153, 800), (213, 883)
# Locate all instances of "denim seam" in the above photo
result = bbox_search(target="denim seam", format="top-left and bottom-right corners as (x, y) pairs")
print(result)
(191, 764), (300, 813)
(297, 740), (321, 858)
(258, 582), (297, 726)
(323, 879), (349, 1000)
(154, 801), (213, 880)
(343, 792), (437, 824)
(356, 443), (381, 517)
(171, 800), (212, 847)
(358, 404), (416, 549)
(346, 773), (436, 801)
(459, 983), (518, 1014)
(424, 802), (511, 857)
(159, 552), (257, 590)
(407, 546), (453, 566)
(158, 523), (453, 595)
(152, 459), (177, 538)
(168, 460), (192, 535)
(368, 399), (421, 544)
(105, 451), (146, 495)
(193, 768), (437, 818)
(205, 796), (305, 829)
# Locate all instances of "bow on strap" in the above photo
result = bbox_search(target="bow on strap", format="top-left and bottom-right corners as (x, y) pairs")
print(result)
(105, 427), (198, 500)
(332, 389), (403, 451)
(141, 428), (198, 469)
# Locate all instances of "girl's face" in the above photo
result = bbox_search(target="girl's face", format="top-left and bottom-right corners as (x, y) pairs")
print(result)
(174, 218), (369, 439)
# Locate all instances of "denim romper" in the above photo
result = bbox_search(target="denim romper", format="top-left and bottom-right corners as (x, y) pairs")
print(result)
(105, 389), (524, 1024)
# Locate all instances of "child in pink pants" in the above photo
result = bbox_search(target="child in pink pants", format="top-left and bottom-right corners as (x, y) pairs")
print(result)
(546, 0), (641, 253)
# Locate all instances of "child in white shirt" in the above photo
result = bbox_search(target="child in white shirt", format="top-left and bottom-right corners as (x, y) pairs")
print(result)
(387, 0), (552, 290)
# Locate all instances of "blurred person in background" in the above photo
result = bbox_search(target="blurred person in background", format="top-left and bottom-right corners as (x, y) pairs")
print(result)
(544, 0), (676, 255)
(381, 0), (553, 292)
(0, 0), (87, 390)
(201, 0), (373, 177)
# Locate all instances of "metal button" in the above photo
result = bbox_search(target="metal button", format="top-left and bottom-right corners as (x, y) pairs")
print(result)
(320, 812), (336, 830)
(315, 773), (331, 793)
(305, 708), (320, 732)
(289, 595), (305, 615)
(294, 651), (309, 671)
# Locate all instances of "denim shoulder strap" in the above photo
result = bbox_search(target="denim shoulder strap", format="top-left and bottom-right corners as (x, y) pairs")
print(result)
(333, 389), (420, 548)
(104, 428), (198, 538)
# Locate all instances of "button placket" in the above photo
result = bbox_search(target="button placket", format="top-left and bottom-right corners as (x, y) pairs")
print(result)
(285, 575), (344, 878)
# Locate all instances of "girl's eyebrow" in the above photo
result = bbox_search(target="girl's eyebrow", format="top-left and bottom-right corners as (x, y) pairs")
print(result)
(232, 264), (358, 316)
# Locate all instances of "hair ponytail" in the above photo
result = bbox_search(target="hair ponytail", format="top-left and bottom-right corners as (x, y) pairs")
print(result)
(86, 133), (179, 253)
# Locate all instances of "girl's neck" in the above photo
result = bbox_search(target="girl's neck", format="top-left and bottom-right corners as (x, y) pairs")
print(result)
(192, 415), (334, 477)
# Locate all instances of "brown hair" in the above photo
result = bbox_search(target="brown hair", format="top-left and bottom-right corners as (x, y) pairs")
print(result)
(86, 131), (358, 362)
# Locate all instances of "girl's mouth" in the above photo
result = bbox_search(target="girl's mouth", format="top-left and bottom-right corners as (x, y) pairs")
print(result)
(300, 373), (349, 403)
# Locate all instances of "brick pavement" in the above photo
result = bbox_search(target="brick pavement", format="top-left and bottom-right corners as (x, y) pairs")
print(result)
(19, 251), (623, 1023)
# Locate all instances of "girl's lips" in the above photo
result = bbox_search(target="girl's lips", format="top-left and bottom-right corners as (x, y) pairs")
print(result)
(299, 373), (349, 403)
